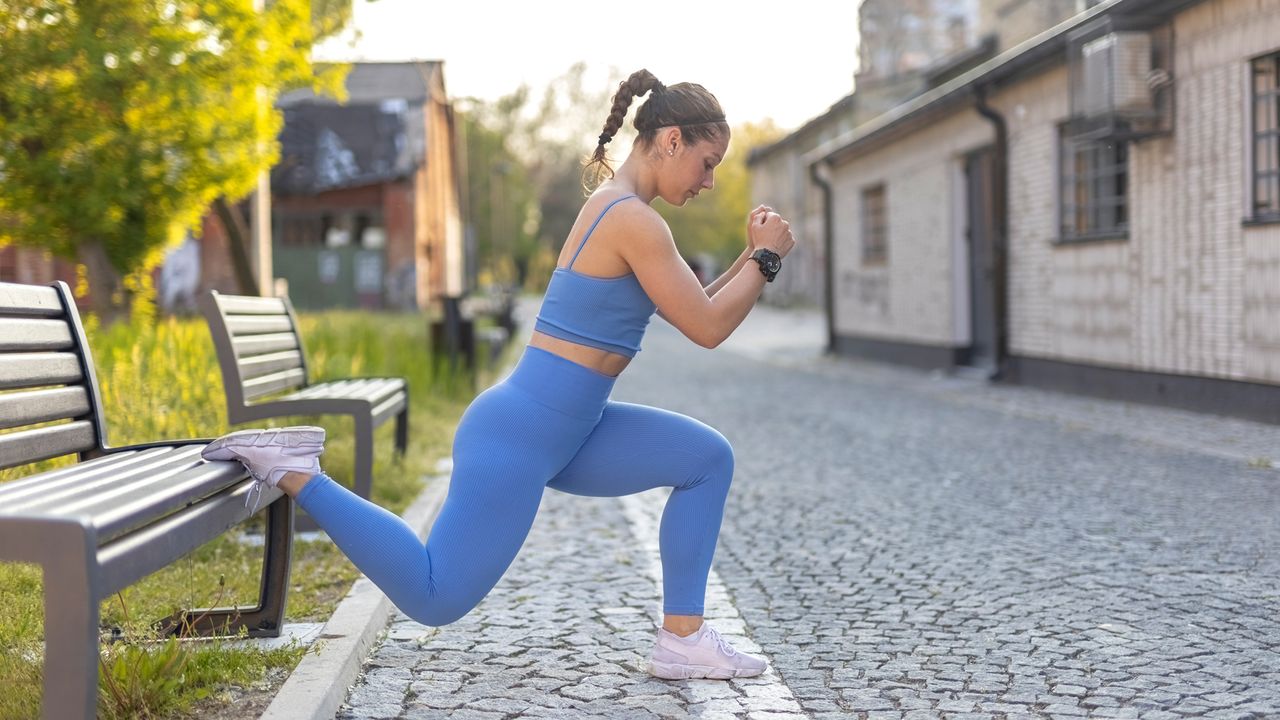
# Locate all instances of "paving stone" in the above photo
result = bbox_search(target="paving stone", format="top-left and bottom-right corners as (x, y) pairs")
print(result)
(560, 682), (624, 701)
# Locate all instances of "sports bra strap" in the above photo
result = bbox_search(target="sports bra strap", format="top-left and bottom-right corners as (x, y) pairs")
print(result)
(568, 194), (638, 268)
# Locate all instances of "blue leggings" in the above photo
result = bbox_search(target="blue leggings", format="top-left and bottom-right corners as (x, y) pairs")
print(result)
(296, 346), (735, 626)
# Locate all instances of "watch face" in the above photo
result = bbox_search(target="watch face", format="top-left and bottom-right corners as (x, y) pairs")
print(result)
(767, 257), (781, 273)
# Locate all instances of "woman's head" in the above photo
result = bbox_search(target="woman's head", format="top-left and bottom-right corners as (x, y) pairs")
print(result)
(584, 69), (730, 203)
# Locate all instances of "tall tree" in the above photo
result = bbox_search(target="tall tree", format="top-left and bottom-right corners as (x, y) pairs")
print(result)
(457, 96), (537, 288)
(0, 0), (342, 313)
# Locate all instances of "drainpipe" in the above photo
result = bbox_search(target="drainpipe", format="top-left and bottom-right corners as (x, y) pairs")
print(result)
(973, 86), (1010, 380)
(809, 159), (836, 354)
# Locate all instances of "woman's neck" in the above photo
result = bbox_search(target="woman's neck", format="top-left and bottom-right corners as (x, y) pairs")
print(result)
(611, 155), (657, 204)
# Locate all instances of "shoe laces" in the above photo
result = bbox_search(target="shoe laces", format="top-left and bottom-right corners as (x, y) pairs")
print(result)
(243, 476), (266, 509)
(703, 625), (738, 657)
(242, 469), (270, 513)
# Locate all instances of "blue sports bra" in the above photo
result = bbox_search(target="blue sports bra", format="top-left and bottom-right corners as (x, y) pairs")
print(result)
(533, 195), (657, 358)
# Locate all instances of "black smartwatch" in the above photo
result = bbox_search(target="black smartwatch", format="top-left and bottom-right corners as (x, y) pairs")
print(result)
(749, 248), (781, 282)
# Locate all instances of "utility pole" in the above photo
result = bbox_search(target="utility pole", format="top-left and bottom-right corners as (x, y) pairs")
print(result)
(249, 0), (273, 296)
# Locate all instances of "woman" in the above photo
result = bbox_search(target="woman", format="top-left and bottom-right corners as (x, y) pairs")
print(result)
(203, 68), (795, 681)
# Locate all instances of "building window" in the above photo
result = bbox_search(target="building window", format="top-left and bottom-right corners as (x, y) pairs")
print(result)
(278, 214), (325, 247)
(1252, 51), (1280, 222)
(862, 184), (887, 265)
(1060, 128), (1129, 241)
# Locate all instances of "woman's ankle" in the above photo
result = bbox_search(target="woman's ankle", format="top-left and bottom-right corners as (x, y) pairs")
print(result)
(662, 615), (704, 637)
(277, 470), (318, 497)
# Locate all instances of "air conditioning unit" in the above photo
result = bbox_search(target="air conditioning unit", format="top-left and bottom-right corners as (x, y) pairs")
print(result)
(1067, 19), (1173, 141)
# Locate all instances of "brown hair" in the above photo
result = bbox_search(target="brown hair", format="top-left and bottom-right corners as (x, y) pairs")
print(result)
(583, 68), (729, 190)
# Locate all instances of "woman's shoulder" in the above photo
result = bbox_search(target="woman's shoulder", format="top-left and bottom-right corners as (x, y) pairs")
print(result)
(585, 190), (665, 235)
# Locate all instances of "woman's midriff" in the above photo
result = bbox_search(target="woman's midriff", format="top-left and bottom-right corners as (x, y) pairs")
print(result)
(528, 330), (631, 378)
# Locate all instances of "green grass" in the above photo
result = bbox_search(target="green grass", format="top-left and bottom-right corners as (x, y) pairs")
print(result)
(0, 308), (479, 719)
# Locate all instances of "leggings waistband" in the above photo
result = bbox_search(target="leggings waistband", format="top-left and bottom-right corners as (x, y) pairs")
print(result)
(503, 346), (616, 420)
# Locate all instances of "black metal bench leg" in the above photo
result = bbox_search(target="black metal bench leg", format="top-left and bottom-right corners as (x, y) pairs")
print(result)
(353, 414), (375, 500)
(157, 496), (293, 638)
(39, 529), (99, 720)
(394, 405), (409, 456)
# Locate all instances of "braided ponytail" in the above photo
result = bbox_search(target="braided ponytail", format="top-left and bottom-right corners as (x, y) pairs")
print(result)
(583, 69), (665, 191)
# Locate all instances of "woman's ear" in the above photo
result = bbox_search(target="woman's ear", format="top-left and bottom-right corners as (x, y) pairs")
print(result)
(659, 126), (682, 157)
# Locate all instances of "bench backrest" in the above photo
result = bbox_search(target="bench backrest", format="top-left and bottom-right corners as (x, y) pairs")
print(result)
(200, 291), (310, 409)
(0, 281), (107, 470)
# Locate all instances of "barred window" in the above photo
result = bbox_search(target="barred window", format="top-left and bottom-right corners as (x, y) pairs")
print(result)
(1252, 51), (1280, 221)
(1060, 128), (1129, 241)
(862, 184), (887, 265)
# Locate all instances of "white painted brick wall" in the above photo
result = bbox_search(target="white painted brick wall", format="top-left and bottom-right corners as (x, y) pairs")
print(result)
(829, 110), (994, 345)
(997, 0), (1280, 385)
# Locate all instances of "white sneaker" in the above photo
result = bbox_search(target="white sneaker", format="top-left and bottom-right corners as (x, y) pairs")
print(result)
(201, 426), (325, 508)
(648, 623), (768, 680)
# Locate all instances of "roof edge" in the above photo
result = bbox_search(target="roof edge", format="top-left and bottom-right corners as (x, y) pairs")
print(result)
(806, 0), (1202, 168)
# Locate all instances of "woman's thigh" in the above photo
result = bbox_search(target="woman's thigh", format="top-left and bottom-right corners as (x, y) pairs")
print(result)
(546, 401), (734, 497)
(420, 382), (598, 621)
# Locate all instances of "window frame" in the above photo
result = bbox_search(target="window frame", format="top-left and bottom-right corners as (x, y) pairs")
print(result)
(1248, 50), (1280, 225)
(861, 184), (888, 266)
(1058, 125), (1130, 244)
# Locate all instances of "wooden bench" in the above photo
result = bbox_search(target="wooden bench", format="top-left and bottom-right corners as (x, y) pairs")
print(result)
(199, 290), (408, 509)
(0, 280), (294, 720)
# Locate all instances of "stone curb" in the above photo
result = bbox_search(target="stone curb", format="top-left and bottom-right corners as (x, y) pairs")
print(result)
(258, 475), (450, 720)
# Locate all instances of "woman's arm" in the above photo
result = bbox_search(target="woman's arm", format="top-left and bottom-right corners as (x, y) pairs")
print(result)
(700, 246), (752, 297)
(619, 205), (793, 349)
(699, 205), (772, 297)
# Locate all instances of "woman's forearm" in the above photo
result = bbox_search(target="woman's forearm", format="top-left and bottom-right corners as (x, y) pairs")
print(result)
(698, 261), (766, 347)
(702, 246), (753, 297)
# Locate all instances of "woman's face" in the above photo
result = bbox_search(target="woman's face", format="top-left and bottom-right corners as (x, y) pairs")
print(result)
(657, 131), (730, 207)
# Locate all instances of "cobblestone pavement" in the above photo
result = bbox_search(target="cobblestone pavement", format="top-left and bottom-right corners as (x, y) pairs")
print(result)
(338, 303), (1280, 719)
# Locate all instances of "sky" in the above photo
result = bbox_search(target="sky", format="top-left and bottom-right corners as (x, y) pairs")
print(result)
(312, 0), (863, 132)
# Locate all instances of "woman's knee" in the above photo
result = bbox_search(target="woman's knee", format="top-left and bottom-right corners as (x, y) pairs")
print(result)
(692, 427), (735, 487)
(403, 595), (474, 628)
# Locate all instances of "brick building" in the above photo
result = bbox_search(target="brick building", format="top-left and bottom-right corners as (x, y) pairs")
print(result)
(793, 0), (1280, 422)
(265, 61), (465, 311)
(749, 0), (995, 308)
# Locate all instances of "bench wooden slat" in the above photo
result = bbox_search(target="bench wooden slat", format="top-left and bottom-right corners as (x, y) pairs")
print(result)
(0, 283), (63, 317)
(0, 386), (91, 430)
(232, 332), (300, 359)
(0, 352), (84, 390)
(0, 447), (154, 502)
(238, 350), (305, 381)
(215, 295), (288, 315)
(0, 420), (96, 469)
(0, 318), (75, 351)
(371, 392), (408, 426)
(282, 378), (405, 404)
(226, 316), (294, 336)
(242, 368), (306, 400)
(4, 446), (202, 516)
(94, 460), (251, 544)
(323, 378), (374, 400)
(7, 447), (244, 544)
(284, 379), (356, 400)
(342, 378), (404, 403)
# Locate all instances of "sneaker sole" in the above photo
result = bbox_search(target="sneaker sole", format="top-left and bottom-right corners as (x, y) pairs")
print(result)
(202, 426), (326, 461)
(647, 660), (766, 680)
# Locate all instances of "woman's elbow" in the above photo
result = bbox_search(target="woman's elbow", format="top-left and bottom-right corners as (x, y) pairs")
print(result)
(690, 328), (728, 349)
